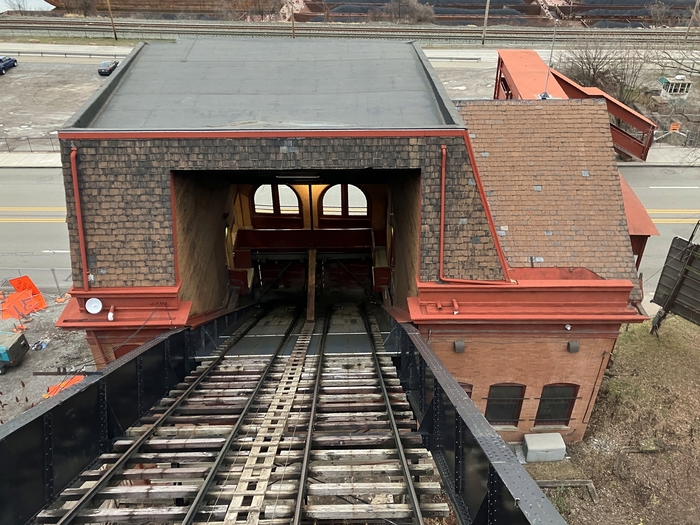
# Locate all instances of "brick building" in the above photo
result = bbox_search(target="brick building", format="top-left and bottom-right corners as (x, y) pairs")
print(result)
(57, 38), (649, 442)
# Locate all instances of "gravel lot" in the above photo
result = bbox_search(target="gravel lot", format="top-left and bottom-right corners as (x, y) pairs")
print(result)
(0, 56), (103, 139)
(0, 295), (93, 424)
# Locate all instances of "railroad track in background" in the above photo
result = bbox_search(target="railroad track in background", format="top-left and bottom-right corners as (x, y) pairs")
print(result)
(35, 303), (448, 524)
(1, 16), (700, 45)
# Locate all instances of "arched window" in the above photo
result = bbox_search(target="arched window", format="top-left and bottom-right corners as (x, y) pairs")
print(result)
(484, 384), (526, 427)
(321, 184), (368, 217)
(253, 184), (300, 216)
(534, 384), (579, 426)
(254, 184), (274, 214)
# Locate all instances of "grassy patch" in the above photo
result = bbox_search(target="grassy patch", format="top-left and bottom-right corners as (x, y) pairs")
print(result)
(549, 486), (572, 515)
(603, 377), (644, 404)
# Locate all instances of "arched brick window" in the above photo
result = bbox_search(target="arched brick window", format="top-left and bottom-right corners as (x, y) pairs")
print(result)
(534, 384), (579, 426)
(484, 384), (526, 426)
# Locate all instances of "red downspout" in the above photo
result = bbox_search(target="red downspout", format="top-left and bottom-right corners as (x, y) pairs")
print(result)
(439, 144), (511, 285)
(70, 146), (90, 292)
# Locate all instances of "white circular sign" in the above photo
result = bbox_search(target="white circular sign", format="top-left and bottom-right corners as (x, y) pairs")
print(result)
(85, 298), (103, 314)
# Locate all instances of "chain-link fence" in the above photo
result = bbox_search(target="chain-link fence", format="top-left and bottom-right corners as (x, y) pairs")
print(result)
(0, 267), (73, 295)
(651, 110), (700, 147)
(0, 137), (60, 153)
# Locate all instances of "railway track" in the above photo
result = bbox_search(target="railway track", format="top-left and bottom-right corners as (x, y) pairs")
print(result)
(1, 16), (700, 45)
(36, 304), (448, 524)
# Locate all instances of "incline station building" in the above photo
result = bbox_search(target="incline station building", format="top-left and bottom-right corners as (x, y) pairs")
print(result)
(57, 38), (652, 442)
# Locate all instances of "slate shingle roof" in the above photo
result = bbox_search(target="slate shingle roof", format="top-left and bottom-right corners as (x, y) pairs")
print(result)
(457, 98), (641, 300)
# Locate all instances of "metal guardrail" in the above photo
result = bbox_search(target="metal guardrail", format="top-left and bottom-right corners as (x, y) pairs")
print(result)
(1, 50), (124, 59)
(0, 137), (60, 153)
(395, 320), (567, 525)
(0, 303), (259, 525)
(0, 267), (72, 295)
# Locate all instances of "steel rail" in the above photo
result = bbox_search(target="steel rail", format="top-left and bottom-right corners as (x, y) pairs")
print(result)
(180, 306), (303, 525)
(292, 308), (331, 525)
(54, 307), (268, 525)
(361, 305), (425, 525)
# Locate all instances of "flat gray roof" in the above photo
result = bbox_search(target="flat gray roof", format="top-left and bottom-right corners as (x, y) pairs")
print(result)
(82, 38), (460, 130)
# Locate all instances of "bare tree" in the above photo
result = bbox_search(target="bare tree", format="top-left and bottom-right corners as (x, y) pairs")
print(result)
(556, 38), (651, 108)
(556, 37), (616, 88)
(5, 0), (30, 13)
(647, 39), (700, 77)
(647, 0), (671, 26)
(63, 0), (97, 16)
(386, 0), (434, 24)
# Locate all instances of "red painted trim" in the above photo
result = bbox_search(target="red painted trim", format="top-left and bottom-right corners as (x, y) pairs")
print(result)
(66, 284), (182, 297)
(438, 142), (511, 286)
(70, 147), (90, 292)
(89, 330), (112, 367)
(58, 129), (466, 140)
(169, 172), (180, 283)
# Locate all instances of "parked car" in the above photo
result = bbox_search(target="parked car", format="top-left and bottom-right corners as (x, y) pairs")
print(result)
(0, 56), (18, 75)
(98, 60), (119, 76)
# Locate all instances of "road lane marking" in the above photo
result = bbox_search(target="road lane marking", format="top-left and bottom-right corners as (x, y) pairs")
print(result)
(0, 206), (66, 211)
(648, 186), (700, 189)
(42, 250), (70, 253)
(647, 210), (700, 213)
(0, 218), (66, 223)
(651, 219), (700, 224)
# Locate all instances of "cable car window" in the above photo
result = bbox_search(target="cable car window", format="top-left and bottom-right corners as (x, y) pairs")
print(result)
(253, 184), (300, 216)
(278, 185), (300, 215)
(322, 185), (343, 216)
(253, 184), (274, 214)
(321, 184), (368, 217)
(347, 185), (368, 216)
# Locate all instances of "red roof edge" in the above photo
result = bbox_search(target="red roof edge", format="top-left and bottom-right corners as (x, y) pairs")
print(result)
(56, 284), (192, 330)
(407, 277), (644, 324)
(619, 173), (659, 237)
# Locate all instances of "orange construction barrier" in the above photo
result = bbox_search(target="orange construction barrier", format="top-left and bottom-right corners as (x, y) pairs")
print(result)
(0, 276), (48, 320)
(43, 375), (85, 398)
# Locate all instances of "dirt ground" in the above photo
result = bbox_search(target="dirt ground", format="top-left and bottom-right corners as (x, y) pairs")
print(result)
(525, 317), (700, 525)
(0, 296), (92, 425)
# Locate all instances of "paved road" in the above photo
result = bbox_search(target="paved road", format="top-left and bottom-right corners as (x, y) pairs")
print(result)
(0, 167), (71, 293)
(620, 165), (700, 314)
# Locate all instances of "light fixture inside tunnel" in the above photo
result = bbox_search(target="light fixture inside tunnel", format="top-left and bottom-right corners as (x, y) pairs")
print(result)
(276, 175), (320, 180)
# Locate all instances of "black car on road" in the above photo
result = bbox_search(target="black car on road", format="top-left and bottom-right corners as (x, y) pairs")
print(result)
(0, 56), (18, 75)
(98, 60), (119, 76)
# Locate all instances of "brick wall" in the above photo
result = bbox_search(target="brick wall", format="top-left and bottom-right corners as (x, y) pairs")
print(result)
(427, 333), (615, 442)
(61, 136), (503, 292)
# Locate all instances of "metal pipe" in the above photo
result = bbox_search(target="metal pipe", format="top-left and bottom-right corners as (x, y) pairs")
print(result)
(438, 144), (511, 286)
(70, 147), (90, 292)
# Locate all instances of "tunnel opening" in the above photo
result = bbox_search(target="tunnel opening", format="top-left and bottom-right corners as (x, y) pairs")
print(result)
(172, 169), (421, 317)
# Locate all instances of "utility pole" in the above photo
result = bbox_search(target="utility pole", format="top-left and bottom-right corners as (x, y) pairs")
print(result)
(685, 0), (700, 41)
(481, 0), (491, 45)
(288, 0), (295, 38)
(106, 0), (118, 41)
